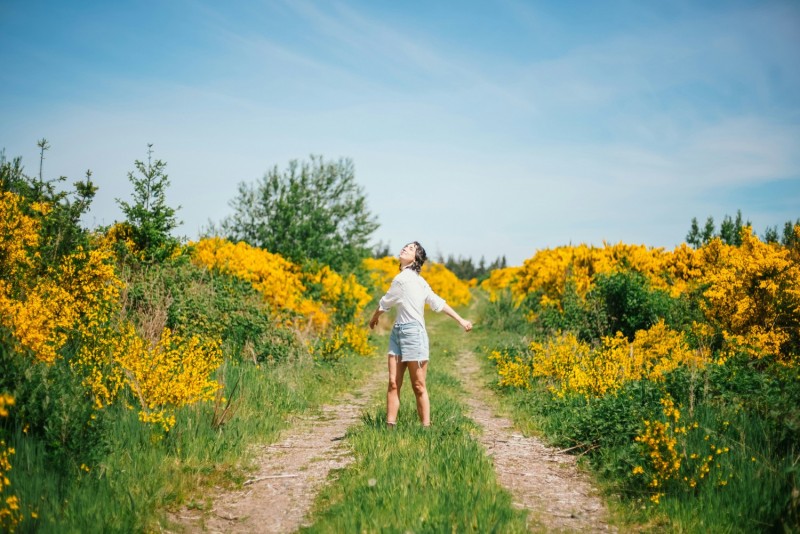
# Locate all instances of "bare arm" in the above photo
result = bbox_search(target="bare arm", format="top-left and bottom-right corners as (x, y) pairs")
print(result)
(369, 307), (384, 330)
(441, 303), (473, 332)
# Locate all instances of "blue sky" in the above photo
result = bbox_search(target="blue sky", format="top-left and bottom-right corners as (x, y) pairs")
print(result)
(1, 0), (798, 266)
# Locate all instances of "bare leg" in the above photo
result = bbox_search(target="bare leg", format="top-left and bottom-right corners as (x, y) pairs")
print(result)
(408, 361), (430, 426)
(387, 356), (406, 426)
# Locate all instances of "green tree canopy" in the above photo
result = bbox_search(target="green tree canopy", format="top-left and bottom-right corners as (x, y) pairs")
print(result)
(116, 144), (181, 263)
(220, 155), (379, 271)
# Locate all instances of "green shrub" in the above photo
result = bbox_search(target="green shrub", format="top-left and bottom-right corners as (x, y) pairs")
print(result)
(478, 290), (530, 334)
(121, 256), (302, 363)
(0, 334), (109, 473)
(584, 270), (672, 341)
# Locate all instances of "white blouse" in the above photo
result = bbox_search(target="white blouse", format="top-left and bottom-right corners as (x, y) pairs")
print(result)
(378, 267), (446, 326)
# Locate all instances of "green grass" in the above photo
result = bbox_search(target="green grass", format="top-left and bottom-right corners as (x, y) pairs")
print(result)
(7, 350), (377, 533)
(302, 310), (529, 533)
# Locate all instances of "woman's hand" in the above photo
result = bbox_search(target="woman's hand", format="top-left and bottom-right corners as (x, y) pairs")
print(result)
(369, 309), (382, 330)
(461, 319), (473, 332)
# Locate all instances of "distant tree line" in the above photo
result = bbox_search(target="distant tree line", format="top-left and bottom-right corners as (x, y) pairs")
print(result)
(438, 253), (507, 281)
(686, 209), (799, 248)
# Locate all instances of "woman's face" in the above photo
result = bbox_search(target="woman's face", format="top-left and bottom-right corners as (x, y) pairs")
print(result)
(399, 242), (417, 264)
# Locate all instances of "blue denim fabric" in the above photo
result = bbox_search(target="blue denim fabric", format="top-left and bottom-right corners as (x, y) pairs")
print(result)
(387, 321), (429, 362)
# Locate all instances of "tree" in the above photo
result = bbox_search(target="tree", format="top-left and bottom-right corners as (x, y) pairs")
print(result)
(116, 144), (181, 263)
(782, 218), (800, 248)
(220, 155), (379, 272)
(719, 210), (748, 246)
(763, 225), (779, 244)
(686, 217), (702, 248)
(701, 216), (715, 244)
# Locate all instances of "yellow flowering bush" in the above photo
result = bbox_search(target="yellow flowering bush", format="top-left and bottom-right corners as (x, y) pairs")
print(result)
(116, 326), (222, 431)
(74, 320), (133, 410)
(0, 193), (121, 364)
(480, 266), (521, 302)
(192, 238), (374, 360)
(421, 262), (472, 307)
(633, 396), (731, 504)
(660, 243), (704, 297)
(0, 277), (75, 364)
(362, 256), (399, 293)
(99, 222), (145, 262)
(74, 319), (222, 431)
(192, 238), (307, 311)
(312, 323), (374, 361)
(483, 226), (798, 525)
(303, 265), (372, 319)
(0, 192), (41, 278)
(0, 395), (12, 419)
(699, 227), (800, 362)
(512, 243), (675, 310)
(496, 226), (800, 364)
(488, 349), (533, 389)
(191, 237), (331, 329)
(528, 321), (703, 398)
(1, 192), (224, 432)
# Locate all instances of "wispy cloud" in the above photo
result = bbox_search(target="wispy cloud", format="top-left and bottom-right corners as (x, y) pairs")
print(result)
(1, 0), (797, 264)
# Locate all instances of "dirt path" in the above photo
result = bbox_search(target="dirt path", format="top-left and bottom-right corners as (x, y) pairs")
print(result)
(169, 359), (385, 533)
(457, 348), (616, 532)
(169, 335), (614, 533)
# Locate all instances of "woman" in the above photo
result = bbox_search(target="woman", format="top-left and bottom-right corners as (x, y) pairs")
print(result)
(368, 241), (473, 428)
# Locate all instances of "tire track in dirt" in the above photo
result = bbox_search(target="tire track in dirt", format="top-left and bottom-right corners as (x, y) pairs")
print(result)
(169, 360), (385, 533)
(457, 348), (616, 533)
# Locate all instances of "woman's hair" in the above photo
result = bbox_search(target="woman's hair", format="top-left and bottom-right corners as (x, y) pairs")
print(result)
(407, 241), (427, 273)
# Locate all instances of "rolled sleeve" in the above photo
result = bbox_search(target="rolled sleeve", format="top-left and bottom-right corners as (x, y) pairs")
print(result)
(426, 292), (446, 313)
(379, 279), (404, 312)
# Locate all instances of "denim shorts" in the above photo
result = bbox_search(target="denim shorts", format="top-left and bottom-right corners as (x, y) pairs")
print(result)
(388, 321), (429, 362)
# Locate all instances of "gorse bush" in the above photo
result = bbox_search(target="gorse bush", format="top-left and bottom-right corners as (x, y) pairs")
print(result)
(362, 256), (399, 292)
(481, 226), (800, 531)
(490, 320), (702, 398)
(423, 262), (472, 307)
(0, 186), (223, 434)
(1, 144), (97, 267)
(189, 237), (375, 361)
